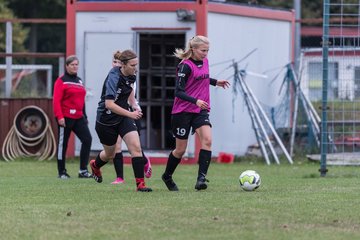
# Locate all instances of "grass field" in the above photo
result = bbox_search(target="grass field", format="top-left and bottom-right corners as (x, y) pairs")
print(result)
(1, 158), (360, 240)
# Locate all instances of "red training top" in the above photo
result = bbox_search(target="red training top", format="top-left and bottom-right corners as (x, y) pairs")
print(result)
(53, 72), (87, 120)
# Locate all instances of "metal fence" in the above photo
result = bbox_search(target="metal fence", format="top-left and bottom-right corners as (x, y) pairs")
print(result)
(301, 0), (360, 173)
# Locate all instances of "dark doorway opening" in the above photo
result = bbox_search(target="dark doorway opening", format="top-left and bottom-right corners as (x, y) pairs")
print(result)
(138, 33), (185, 150)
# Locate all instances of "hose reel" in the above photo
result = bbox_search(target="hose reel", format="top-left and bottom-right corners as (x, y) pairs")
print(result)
(1, 105), (56, 161)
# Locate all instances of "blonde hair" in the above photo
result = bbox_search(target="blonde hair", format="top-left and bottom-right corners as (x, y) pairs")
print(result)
(174, 35), (209, 60)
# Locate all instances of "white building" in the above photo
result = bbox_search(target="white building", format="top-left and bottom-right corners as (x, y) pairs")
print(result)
(66, 0), (294, 161)
(301, 48), (360, 102)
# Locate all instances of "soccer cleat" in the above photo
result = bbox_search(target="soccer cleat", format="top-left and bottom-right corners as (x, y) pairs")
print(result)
(144, 156), (152, 178)
(195, 177), (209, 191)
(161, 174), (179, 191)
(58, 172), (70, 179)
(78, 170), (93, 178)
(90, 159), (103, 183)
(111, 177), (125, 184)
(136, 182), (153, 192)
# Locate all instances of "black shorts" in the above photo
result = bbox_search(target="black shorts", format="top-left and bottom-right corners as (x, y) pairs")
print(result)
(95, 118), (138, 146)
(171, 110), (212, 140)
(135, 119), (142, 136)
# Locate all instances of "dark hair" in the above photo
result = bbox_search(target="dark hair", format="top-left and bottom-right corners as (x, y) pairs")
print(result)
(119, 50), (137, 64)
(65, 55), (79, 65)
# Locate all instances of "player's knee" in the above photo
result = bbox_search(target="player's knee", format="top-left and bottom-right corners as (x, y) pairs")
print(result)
(103, 150), (116, 161)
(202, 137), (212, 149)
(174, 149), (186, 158)
(130, 145), (142, 157)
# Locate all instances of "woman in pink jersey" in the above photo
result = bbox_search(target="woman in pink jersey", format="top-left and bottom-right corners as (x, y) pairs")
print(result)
(161, 36), (230, 191)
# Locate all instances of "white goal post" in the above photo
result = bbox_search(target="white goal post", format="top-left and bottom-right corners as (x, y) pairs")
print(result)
(0, 64), (53, 97)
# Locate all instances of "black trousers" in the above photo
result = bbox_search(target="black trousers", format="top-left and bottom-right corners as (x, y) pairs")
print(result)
(56, 117), (92, 174)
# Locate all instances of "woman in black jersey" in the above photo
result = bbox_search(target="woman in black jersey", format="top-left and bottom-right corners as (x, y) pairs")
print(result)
(110, 51), (152, 185)
(90, 50), (152, 192)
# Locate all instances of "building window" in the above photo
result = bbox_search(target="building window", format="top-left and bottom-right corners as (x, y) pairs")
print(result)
(308, 61), (338, 101)
(354, 66), (360, 98)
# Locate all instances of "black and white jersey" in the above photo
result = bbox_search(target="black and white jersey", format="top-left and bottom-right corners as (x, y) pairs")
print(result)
(96, 66), (135, 125)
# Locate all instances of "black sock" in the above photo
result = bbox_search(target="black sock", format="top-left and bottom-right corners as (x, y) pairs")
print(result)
(141, 150), (148, 164)
(57, 159), (66, 175)
(95, 154), (107, 169)
(198, 149), (212, 179)
(142, 150), (148, 161)
(113, 152), (123, 178)
(132, 156), (146, 179)
(164, 151), (181, 178)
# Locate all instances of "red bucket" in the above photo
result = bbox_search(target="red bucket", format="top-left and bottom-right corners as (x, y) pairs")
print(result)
(217, 152), (235, 164)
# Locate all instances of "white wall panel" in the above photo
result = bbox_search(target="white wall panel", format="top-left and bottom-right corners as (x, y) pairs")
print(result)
(208, 13), (292, 155)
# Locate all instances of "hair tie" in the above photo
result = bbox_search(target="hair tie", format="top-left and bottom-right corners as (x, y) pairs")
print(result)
(121, 56), (136, 62)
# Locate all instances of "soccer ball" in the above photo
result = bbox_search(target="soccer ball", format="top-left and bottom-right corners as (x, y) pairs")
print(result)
(239, 170), (261, 191)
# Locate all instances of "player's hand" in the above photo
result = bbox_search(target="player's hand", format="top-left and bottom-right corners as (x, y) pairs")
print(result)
(58, 118), (65, 127)
(130, 109), (143, 120)
(217, 80), (230, 89)
(132, 104), (142, 112)
(196, 99), (209, 110)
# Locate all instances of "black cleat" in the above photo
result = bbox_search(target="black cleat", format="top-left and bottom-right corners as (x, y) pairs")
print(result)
(162, 174), (179, 191)
(78, 170), (93, 178)
(195, 177), (209, 191)
(137, 187), (153, 192)
(58, 172), (70, 179)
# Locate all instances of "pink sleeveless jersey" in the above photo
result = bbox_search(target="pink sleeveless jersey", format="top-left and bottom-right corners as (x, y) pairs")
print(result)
(172, 58), (210, 114)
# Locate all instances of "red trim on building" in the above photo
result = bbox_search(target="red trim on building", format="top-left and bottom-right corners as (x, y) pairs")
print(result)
(302, 26), (360, 37)
(65, 0), (77, 157)
(196, 0), (207, 36)
(193, 0), (208, 161)
(304, 50), (360, 57)
(131, 27), (191, 31)
(75, 1), (197, 12)
(208, 3), (294, 22)
(66, 0), (76, 57)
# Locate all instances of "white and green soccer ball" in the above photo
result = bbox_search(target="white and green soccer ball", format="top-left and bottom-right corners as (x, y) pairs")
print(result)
(239, 170), (261, 191)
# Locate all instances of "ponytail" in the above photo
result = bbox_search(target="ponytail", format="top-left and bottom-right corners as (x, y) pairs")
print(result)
(174, 35), (209, 60)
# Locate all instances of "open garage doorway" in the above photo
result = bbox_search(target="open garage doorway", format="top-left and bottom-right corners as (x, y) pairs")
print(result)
(138, 33), (185, 150)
